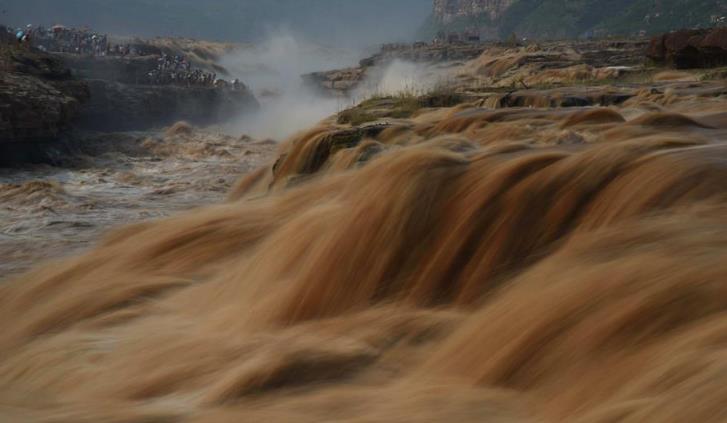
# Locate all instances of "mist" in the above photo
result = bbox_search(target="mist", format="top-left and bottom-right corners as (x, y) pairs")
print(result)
(220, 29), (446, 141)
(3, 0), (438, 140)
(219, 30), (357, 140)
(2, 0), (442, 141)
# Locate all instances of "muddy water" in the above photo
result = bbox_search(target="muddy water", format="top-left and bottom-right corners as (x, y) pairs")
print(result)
(0, 127), (277, 277)
(2, 80), (727, 423)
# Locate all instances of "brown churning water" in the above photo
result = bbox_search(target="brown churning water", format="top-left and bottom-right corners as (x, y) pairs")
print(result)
(2, 96), (727, 422)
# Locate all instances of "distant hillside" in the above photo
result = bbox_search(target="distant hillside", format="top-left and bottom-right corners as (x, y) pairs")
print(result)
(421, 0), (727, 40)
(1, 0), (432, 47)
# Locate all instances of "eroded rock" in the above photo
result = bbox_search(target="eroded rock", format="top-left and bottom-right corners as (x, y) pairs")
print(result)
(648, 28), (727, 69)
(0, 42), (89, 147)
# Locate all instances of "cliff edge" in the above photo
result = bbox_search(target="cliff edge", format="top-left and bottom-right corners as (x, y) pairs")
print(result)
(0, 34), (89, 145)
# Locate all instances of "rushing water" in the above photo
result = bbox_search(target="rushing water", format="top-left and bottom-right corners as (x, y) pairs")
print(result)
(2, 69), (727, 422)
(0, 127), (276, 276)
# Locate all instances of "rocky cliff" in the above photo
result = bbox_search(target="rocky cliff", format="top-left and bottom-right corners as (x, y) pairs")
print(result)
(1, 29), (259, 155)
(648, 27), (727, 69)
(58, 53), (258, 131)
(433, 0), (514, 24)
(0, 40), (89, 146)
(425, 0), (727, 40)
(79, 81), (258, 131)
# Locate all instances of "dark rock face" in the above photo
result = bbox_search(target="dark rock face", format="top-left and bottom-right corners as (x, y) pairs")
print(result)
(56, 53), (257, 131)
(648, 28), (727, 69)
(302, 67), (367, 96)
(479, 82), (727, 110)
(78, 81), (258, 131)
(0, 43), (90, 145)
(1, 32), (258, 153)
(0, 73), (84, 143)
(0, 28), (11, 43)
(575, 40), (649, 67)
(373, 43), (491, 64)
(60, 55), (161, 84)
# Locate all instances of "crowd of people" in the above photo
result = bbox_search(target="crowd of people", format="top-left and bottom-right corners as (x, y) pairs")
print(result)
(146, 53), (218, 86)
(6, 24), (245, 90)
(144, 53), (245, 90)
(10, 24), (118, 56)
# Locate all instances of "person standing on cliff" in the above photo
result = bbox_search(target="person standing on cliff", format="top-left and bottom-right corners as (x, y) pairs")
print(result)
(24, 24), (33, 43)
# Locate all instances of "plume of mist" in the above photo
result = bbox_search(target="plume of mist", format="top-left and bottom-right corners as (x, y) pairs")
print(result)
(221, 30), (446, 140)
(352, 60), (450, 102)
(220, 29), (358, 140)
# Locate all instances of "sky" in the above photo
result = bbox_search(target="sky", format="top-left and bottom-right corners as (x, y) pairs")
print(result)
(1, 0), (434, 47)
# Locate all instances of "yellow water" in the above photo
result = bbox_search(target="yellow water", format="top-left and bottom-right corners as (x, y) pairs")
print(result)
(2, 89), (727, 422)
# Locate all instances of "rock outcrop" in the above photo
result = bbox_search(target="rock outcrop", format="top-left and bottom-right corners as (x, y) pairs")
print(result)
(303, 67), (367, 96)
(56, 50), (257, 131)
(0, 73), (83, 143)
(78, 81), (258, 131)
(433, 0), (515, 24)
(0, 41), (89, 145)
(303, 43), (495, 96)
(1, 27), (258, 149)
(303, 38), (648, 97)
(648, 27), (727, 69)
(425, 0), (726, 40)
(60, 55), (162, 85)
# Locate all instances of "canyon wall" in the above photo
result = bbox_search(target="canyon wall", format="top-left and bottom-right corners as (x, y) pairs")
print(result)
(0, 40), (89, 146)
(78, 81), (258, 132)
(433, 0), (515, 24)
(427, 0), (727, 40)
(0, 36), (258, 164)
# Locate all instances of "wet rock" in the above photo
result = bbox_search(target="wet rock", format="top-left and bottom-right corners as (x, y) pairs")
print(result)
(43, 48), (257, 132)
(273, 125), (391, 179)
(60, 54), (162, 84)
(0, 73), (83, 143)
(559, 96), (591, 108)
(0, 43), (89, 148)
(1, 31), (257, 157)
(302, 67), (367, 96)
(304, 39), (648, 97)
(304, 126), (389, 174)
(648, 28), (727, 69)
(338, 92), (464, 126)
(303, 44), (493, 96)
(76, 80), (258, 132)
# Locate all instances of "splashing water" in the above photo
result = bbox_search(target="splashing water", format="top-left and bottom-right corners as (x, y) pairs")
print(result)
(2, 80), (727, 423)
(219, 30), (445, 141)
